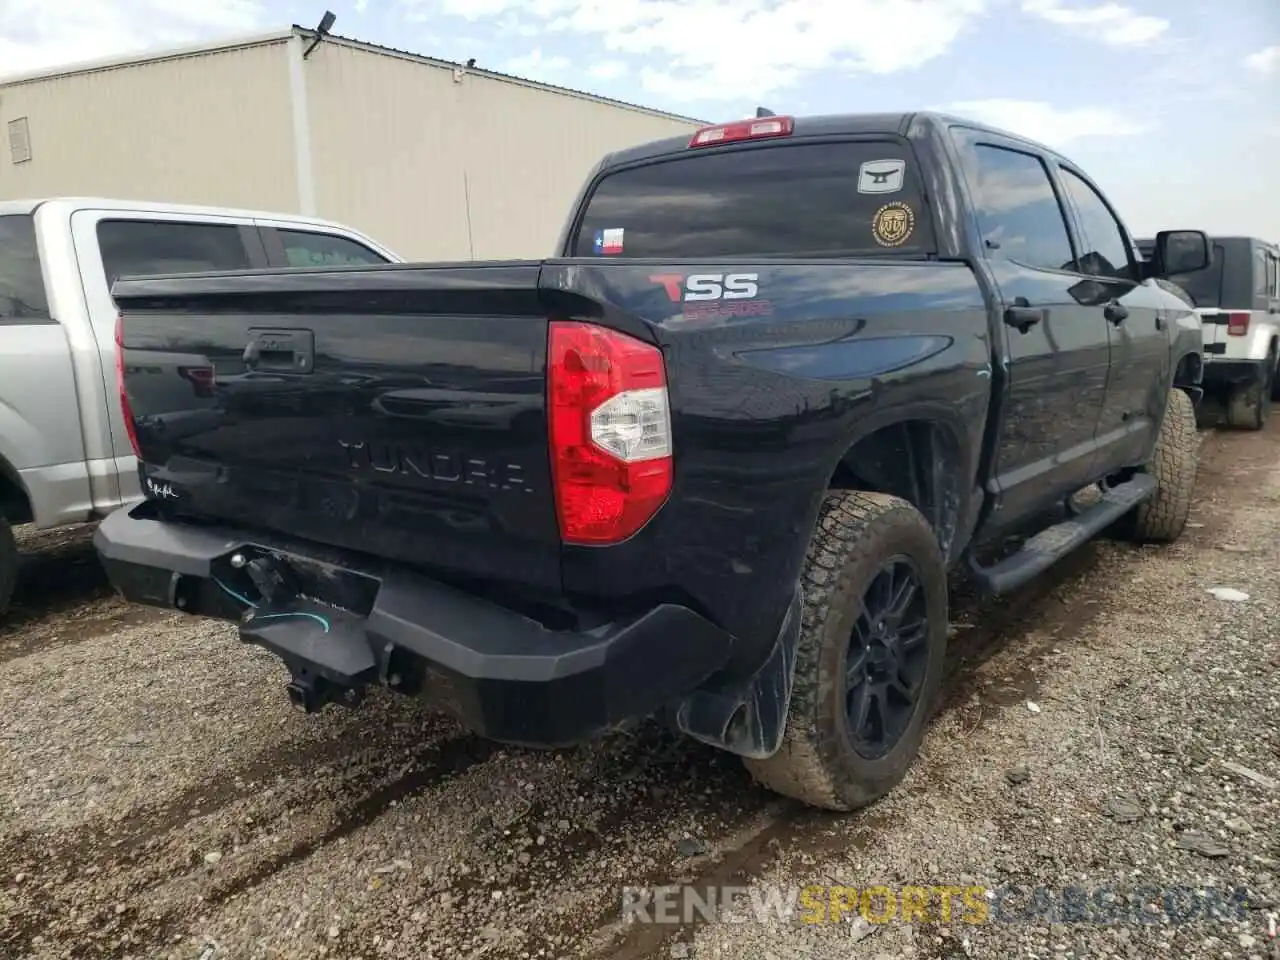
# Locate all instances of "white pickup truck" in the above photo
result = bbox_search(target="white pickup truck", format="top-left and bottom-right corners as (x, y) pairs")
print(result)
(0, 197), (399, 615)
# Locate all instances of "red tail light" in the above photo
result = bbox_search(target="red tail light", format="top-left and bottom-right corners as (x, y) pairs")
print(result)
(689, 116), (794, 149)
(114, 314), (141, 457)
(548, 321), (672, 545)
(1227, 312), (1250, 336)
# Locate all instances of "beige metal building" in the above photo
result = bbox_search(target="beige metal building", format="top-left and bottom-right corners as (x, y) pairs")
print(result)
(0, 29), (701, 260)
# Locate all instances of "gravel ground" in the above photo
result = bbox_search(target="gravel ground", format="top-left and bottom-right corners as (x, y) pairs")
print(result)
(1, 423), (1277, 960)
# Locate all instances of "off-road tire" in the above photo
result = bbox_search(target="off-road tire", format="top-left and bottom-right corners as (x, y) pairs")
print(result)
(743, 492), (948, 811)
(1225, 358), (1272, 431)
(0, 517), (16, 617)
(1112, 389), (1197, 543)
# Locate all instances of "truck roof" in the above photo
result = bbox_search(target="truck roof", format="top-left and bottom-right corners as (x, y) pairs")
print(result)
(0, 196), (367, 234)
(599, 110), (1065, 169)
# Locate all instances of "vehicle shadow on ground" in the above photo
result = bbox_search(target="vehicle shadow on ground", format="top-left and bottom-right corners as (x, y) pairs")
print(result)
(0, 523), (166, 663)
(3, 525), (109, 626)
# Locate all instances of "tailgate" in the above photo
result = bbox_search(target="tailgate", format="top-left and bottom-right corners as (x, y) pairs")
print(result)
(113, 263), (561, 592)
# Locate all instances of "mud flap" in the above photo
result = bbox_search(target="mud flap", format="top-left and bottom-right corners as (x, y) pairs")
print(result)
(671, 586), (802, 760)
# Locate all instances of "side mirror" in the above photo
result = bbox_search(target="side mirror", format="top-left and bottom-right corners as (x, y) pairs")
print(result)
(1152, 230), (1210, 277)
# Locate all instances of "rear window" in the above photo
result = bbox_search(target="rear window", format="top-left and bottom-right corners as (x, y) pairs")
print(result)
(1166, 243), (1225, 308)
(97, 219), (251, 284)
(572, 141), (935, 259)
(0, 214), (50, 321)
(279, 229), (388, 268)
(1139, 239), (1224, 308)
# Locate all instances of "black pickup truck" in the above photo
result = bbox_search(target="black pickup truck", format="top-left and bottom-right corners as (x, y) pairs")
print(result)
(96, 112), (1209, 811)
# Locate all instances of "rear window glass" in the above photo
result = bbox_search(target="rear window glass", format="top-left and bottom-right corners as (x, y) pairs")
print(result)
(0, 214), (50, 321)
(279, 230), (388, 267)
(97, 219), (251, 284)
(1166, 243), (1225, 308)
(572, 141), (935, 258)
(1139, 239), (1224, 308)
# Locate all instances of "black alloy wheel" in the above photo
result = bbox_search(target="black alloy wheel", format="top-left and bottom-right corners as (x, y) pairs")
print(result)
(845, 556), (929, 759)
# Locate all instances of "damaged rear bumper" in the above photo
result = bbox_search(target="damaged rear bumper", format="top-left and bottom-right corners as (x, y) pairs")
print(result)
(93, 503), (733, 748)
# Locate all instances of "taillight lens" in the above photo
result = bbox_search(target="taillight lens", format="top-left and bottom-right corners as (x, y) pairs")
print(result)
(1226, 312), (1250, 336)
(114, 314), (141, 457)
(548, 321), (672, 545)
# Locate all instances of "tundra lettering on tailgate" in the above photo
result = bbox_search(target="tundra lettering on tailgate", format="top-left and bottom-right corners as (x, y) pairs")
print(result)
(650, 272), (773, 322)
(338, 440), (534, 492)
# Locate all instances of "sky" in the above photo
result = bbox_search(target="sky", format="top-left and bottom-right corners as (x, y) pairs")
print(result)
(0, 0), (1277, 241)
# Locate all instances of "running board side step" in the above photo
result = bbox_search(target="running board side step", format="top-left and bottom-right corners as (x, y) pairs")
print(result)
(967, 474), (1157, 595)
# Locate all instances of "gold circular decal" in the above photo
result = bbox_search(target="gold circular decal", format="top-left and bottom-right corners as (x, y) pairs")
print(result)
(871, 202), (915, 247)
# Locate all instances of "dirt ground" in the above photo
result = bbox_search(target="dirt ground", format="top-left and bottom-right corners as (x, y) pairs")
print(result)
(1, 423), (1277, 960)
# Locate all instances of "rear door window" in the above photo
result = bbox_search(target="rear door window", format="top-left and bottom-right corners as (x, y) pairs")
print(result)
(97, 220), (251, 284)
(572, 141), (935, 258)
(0, 214), (50, 321)
(276, 229), (389, 267)
(964, 144), (1076, 273)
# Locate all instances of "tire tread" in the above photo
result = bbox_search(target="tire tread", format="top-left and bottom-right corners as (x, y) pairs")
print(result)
(1118, 389), (1198, 542)
(744, 491), (945, 811)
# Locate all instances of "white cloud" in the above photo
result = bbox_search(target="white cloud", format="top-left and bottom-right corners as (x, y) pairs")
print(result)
(0, 0), (264, 78)
(1021, 0), (1168, 46)
(587, 60), (629, 82)
(946, 98), (1147, 148)
(1245, 45), (1280, 74)
(412, 0), (989, 101)
(504, 48), (571, 77)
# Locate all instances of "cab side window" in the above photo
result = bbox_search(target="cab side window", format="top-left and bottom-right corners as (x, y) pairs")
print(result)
(1057, 168), (1137, 283)
(97, 220), (251, 284)
(1255, 248), (1270, 298)
(0, 214), (50, 321)
(278, 230), (388, 268)
(966, 144), (1076, 272)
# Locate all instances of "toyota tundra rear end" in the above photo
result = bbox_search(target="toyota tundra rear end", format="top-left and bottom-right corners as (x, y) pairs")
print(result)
(97, 257), (746, 748)
(96, 111), (986, 765)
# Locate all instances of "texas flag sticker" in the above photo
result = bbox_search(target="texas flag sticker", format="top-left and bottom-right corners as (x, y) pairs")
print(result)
(594, 227), (625, 255)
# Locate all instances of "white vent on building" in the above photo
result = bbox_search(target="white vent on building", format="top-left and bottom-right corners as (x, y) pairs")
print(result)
(8, 117), (32, 164)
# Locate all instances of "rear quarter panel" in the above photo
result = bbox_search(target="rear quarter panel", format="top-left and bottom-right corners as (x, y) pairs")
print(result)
(543, 259), (991, 671)
(0, 323), (95, 526)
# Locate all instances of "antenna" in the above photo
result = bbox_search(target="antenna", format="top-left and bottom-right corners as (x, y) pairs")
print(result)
(755, 107), (776, 118)
(302, 10), (337, 59)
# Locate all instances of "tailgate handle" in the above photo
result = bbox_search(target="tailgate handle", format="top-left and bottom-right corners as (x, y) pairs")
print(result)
(244, 328), (315, 374)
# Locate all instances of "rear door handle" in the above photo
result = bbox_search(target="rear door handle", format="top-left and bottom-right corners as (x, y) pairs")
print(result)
(1104, 301), (1129, 325)
(1003, 305), (1045, 334)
